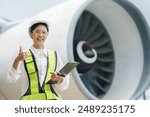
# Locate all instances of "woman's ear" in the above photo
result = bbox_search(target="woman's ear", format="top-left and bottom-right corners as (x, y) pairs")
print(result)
(29, 32), (33, 39)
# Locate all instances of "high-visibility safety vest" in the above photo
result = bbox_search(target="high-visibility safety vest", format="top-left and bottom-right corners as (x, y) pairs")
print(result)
(20, 49), (58, 100)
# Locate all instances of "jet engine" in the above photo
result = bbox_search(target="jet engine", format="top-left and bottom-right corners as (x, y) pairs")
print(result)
(0, 0), (150, 99)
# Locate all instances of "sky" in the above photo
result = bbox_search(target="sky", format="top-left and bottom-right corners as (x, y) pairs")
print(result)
(0, 0), (65, 20)
(130, 0), (150, 24)
(0, 0), (149, 23)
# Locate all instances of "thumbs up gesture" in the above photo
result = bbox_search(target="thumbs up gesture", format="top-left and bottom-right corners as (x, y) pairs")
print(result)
(13, 46), (28, 70)
(16, 46), (28, 62)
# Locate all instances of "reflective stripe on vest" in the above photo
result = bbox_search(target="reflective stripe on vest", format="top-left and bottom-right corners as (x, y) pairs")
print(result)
(21, 49), (58, 100)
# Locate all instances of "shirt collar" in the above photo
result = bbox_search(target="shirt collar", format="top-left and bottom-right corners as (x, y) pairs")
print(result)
(30, 45), (48, 58)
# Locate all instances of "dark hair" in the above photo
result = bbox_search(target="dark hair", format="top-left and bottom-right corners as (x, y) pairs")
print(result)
(29, 22), (49, 33)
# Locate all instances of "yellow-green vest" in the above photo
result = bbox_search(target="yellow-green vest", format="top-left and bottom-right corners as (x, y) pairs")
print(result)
(20, 49), (58, 100)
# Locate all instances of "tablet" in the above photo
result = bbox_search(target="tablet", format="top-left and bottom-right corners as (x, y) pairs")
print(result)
(46, 62), (79, 84)
(59, 61), (79, 77)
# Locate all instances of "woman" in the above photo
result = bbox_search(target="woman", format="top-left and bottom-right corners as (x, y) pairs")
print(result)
(7, 20), (70, 100)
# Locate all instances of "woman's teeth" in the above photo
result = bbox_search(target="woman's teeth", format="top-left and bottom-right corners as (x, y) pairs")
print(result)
(37, 38), (43, 41)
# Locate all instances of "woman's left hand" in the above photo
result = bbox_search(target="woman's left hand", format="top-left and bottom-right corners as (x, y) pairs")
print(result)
(51, 72), (63, 84)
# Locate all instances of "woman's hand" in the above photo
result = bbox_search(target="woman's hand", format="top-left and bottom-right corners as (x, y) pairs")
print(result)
(16, 46), (28, 62)
(50, 72), (63, 84)
(12, 46), (28, 70)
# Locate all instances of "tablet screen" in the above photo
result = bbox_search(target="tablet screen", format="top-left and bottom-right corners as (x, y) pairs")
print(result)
(59, 62), (79, 76)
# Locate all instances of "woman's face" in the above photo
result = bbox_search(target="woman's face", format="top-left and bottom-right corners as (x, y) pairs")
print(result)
(30, 25), (48, 49)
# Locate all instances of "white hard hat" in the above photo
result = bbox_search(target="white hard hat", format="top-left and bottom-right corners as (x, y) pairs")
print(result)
(29, 19), (49, 33)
